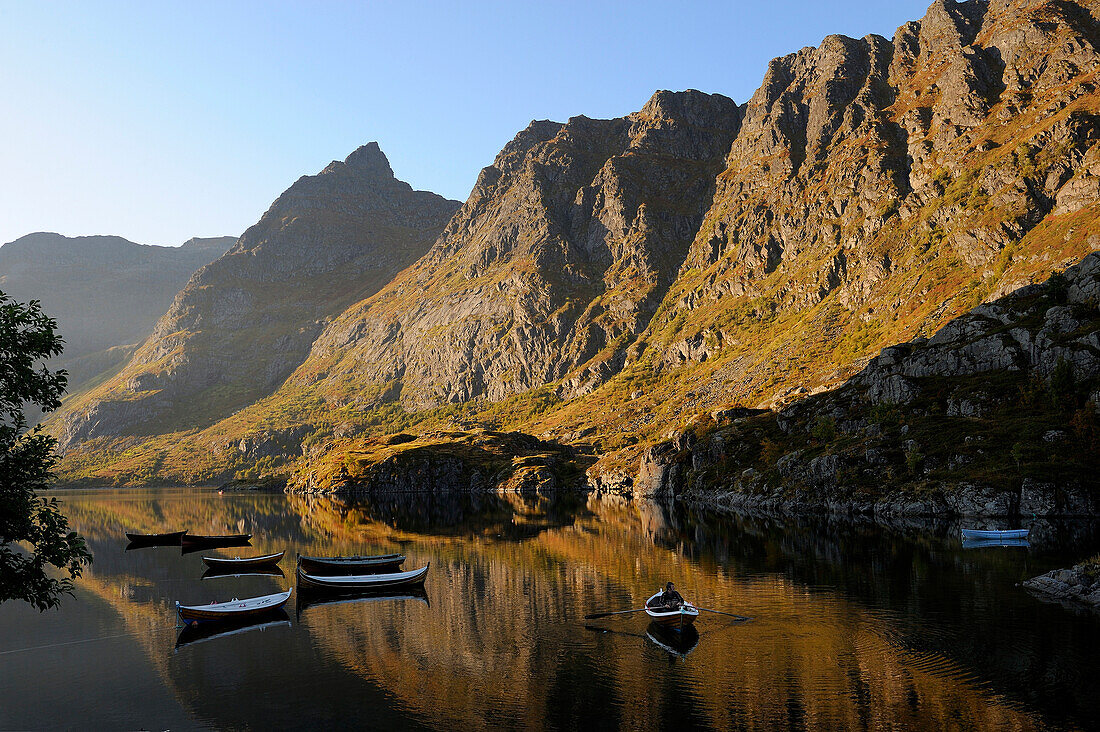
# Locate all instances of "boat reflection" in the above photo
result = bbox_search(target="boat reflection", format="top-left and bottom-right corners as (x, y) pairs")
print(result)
(201, 567), (286, 581)
(646, 622), (700, 658)
(296, 588), (430, 619)
(962, 537), (1031, 549)
(174, 611), (292, 651)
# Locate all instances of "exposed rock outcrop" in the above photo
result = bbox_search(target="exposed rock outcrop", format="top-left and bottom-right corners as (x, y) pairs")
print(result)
(288, 430), (591, 497)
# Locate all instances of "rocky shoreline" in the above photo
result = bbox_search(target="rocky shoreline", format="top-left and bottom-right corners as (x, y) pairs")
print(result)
(1023, 563), (1100, 612)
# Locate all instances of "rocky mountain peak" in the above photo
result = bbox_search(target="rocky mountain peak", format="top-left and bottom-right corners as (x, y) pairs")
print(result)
(339, 141), (397, 180)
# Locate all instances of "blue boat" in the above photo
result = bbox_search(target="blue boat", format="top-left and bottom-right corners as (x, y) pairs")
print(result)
(961, 528), (1029, 540)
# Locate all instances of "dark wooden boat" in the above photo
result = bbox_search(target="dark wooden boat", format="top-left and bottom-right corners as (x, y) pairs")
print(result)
(125, 529), (188, 546)
(201, 550), (285, 570)
(174, 613), (290, 651)
(645, 591), (699, 632)
(296, 562), (429, 591)
(176, 588), (292, 625)
(297, 552), (405, 574)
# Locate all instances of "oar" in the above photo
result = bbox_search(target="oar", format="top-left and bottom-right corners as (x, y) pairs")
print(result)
(584, 608), (648, 620)
(698, 607), (752, 621)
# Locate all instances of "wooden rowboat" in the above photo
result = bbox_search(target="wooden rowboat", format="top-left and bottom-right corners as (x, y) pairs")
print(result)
(201, 550), (285, 570)
(961, 528), (1029, 540)
(296, 562), (429, 591)
(645, 591), (699, 632)
(176, 588), (292, 625)
(297, 552), (405, 574)
(125, 529), (187, 546)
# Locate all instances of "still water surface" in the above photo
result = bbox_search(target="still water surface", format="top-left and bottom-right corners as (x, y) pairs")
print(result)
(1, 487), (1099, 730)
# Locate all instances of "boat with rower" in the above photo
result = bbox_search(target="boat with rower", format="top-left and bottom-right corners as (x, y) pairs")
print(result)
(645, 591), (699, 632)
(296, 552), (405, 574)
(296, 561), (429, 591)
(201, 550), (285, 570)
(176, 588), (292, 625)
(961, 528), (1029, 540)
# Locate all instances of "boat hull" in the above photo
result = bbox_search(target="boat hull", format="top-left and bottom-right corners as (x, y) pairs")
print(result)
(644, 592), (699, 632)
(126, 530), (187, 546)
(961, 529), (1029, 540)
(202, 550), (285, 570)
(296, 563), (429, 592)
(177, 589), (292, 625)
(297, 553), (405, 575)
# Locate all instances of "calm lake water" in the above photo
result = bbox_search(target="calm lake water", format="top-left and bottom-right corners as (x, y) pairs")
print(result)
(2, 487), (1099, 731)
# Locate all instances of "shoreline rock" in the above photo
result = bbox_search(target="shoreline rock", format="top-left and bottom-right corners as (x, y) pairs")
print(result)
(1023, 564), (1100, 612)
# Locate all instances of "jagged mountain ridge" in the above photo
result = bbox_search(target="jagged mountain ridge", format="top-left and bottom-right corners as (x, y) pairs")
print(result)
(293, 90), (743, 408)
(50, 0), (1100, 492)
(54, 144), (460, 446)
(0, 232), (233, 405)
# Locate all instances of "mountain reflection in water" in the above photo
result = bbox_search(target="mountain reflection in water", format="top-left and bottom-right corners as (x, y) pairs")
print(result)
(0, 487), (1098, 730)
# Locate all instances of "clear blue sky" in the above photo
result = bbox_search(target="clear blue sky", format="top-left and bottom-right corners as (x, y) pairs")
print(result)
(0, 1), (932, 247)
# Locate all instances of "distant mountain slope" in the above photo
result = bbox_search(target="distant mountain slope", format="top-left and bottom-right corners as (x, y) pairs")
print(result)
(0, 232), (233, 406)
(54, 143), (461, 446)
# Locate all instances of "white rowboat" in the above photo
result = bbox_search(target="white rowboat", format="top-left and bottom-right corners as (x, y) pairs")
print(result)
(297, 563), (429, 591)
(644, 591), (699, 632)
(176, 588), (293, 625)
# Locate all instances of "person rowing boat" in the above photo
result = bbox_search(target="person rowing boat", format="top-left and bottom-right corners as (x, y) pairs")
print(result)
(651, 582), (684, 611)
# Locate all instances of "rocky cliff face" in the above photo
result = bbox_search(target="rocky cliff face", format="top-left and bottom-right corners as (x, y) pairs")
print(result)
(292, 90), (742, 409)
(53, 144), (459, 446)
(628, 253), (1100, 517)
(0, 232), (233, 404)
(635, 0), (1100, 404)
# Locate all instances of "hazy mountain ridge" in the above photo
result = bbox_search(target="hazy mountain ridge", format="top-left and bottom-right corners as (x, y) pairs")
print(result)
(0, 232), (234, 408)
(48, 0), (1100, 512)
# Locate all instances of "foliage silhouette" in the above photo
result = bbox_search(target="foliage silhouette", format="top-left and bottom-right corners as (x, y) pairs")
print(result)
(0, 292), (90, 610)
